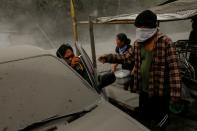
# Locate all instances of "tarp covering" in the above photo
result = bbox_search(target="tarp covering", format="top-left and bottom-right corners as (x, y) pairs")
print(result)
(94, 0), (197, 24)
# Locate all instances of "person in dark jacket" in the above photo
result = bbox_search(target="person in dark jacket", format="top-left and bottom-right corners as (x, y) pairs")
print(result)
(112, 33), (135, 90)
(112, 33), (134, 72)
(189, 17), (197, 78)
(56, 44), (91, 84)
(189, 17), (197, 42)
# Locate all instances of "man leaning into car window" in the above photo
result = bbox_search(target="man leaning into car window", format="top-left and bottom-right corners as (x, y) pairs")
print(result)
(56, 44), (91, 84)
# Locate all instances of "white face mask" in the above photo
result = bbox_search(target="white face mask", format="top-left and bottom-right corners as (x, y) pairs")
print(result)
(136, 28), (158, 42)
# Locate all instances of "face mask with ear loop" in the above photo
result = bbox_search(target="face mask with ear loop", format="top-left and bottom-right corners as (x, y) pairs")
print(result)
(136, 28), (158, 43)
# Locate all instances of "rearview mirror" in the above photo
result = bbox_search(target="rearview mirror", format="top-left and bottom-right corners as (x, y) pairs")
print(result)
(97, 72), (116, 91)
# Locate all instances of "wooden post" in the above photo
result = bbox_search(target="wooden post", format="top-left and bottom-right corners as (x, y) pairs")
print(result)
(89, 16), (97, 69)
(70, 0), (79, 54)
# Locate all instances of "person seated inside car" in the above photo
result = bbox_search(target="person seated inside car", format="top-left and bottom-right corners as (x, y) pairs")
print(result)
(56, 44), (91, 84)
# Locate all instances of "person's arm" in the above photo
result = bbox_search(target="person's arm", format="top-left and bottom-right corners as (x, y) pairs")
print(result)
(166, 38), (182, 100)
(111, 64), (118, 72)
(98, 47), (135, 64)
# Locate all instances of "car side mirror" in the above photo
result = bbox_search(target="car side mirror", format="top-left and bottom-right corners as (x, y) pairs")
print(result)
(97, 72), (116, 91)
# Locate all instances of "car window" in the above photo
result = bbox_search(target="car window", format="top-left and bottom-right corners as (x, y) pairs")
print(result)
(77, 44), (97, 89)
(0, 55), (100, 131)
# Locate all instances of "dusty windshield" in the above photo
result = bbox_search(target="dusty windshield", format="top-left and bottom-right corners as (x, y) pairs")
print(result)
(0, 55), (100, 131)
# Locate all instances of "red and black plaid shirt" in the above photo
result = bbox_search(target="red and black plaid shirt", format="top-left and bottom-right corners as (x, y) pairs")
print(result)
(103, 33), (181, 98)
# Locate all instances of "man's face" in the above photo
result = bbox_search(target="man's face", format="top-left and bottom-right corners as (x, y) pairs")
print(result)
(64, 49), (74, 60)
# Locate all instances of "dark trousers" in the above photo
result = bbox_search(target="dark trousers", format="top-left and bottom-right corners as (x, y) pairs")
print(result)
(139, 92), (170, 130)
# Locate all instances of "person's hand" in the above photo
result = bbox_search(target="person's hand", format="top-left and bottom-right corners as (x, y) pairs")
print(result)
(111, 64), (117, 72)
(98, 55), (107, 64)
(71, 56), (80, 67)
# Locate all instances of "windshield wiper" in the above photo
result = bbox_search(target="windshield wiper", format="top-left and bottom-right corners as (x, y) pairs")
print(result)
(20, 104), (98, 131)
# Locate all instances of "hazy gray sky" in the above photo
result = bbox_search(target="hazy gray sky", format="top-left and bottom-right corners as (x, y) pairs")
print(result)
(0, 0), (191, 50)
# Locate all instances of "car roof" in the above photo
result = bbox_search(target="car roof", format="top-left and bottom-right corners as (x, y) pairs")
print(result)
(0, 45), (52, 63)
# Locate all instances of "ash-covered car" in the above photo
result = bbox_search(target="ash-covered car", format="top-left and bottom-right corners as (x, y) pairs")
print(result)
(0, 45), (149, 131)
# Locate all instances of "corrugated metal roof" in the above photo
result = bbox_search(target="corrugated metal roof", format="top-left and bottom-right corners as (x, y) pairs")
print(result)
(152, 0), (197, 13)
(93, 0), (197, 24)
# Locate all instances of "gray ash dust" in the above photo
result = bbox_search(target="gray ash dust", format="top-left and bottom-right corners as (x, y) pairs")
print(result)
(0, 0), (196, 131)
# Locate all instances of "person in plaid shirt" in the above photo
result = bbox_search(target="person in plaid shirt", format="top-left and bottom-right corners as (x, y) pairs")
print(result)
(99, 10), (181, 130)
